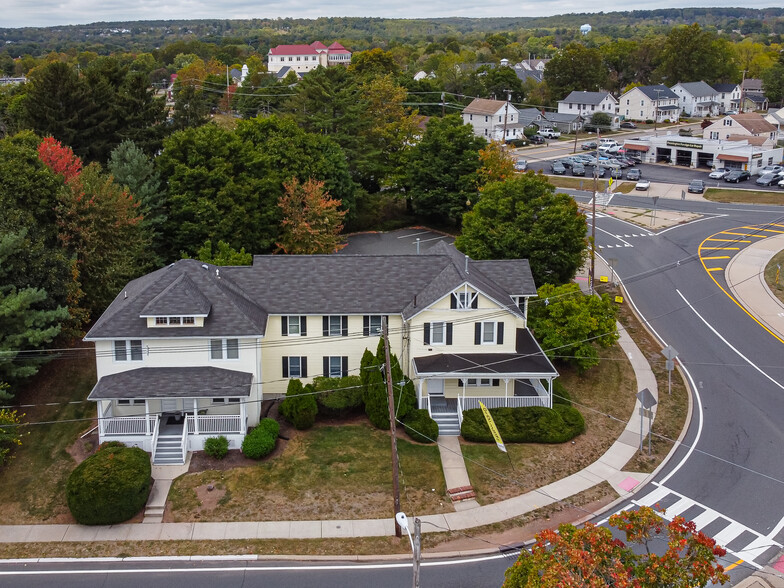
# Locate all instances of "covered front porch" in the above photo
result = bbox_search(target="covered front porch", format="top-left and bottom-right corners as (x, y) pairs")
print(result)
(88, 366), (254, 464)
(412, 329), (559, 436)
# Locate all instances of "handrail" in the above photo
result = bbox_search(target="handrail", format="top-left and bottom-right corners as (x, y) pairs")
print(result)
(179, 421), (188, 458)
(456, 396), (463, 428)
(150, 416), (160, 460)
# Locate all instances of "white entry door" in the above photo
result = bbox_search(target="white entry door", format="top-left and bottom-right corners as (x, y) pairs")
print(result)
(428, 379), (444, 396)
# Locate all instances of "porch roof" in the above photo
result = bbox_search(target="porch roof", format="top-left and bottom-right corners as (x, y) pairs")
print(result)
(412, 329), (558, 378)
(88, 367), (253, 400)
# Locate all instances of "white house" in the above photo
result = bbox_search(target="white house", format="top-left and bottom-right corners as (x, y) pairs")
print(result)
(267, 41), (351, 75)
(703, 113), (777, 147)
(764, 107), (784, 141)
(84, 243), (557, 464)
(711, 83), (741, 114)
(461, 98), (527, 142)
(670, 81), (720, 117)
(558, 91), (619, 127)
(618, 85), (680, 122)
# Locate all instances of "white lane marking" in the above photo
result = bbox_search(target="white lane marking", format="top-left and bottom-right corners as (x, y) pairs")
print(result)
(767, 514), (784, 540)
(657, 214), (728, 235)
(397, 230), (430, 238)
(417, 236), (447, 243)
(675, 290), (784, 393)
(717, 208), (784, 213)
(0, 553), (512, 575)
(596, 226), (633, 247)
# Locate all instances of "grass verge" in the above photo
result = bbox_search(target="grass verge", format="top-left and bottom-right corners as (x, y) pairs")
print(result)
(703, 188), (784, 205)
(765, 249), (784, 306)
(549, 177), (630, 192)
(0, 354), (95, 524)
(167, 423), (448, 522)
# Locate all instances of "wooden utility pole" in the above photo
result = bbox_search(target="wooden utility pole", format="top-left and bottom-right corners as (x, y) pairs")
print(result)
(382, 317), (402, 538)
(590, 127), (599, 294)
(412, 518), (422, 588)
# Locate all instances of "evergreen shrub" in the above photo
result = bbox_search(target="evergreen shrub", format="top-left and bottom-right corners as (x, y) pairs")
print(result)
(402, 409), (439, 443)
(313, 375), (364, 417)
(204, 436), (229, 459)
(241, 422), (277, 459)
(460, 405), (584, 444)
(279, 379), (317, 429)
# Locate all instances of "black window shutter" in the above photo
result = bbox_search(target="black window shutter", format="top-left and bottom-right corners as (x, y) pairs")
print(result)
(342, 356), (348, 377)
(471, 294), (478, 309)
(363, 316), (369, 336)
(281, 317), (288, 336)
(446, 323), (453, 345)
(450, 293), (457, 309)
(458, 378), (464, 387)
(423, 322), (430, 344)
(341, 315), (348, 336)
(300, 316), (307, 336)
(474, 322), (481, 344)
(323, 357), (329, 378)
(323, 316), (329, 336)
(282, 357), (289, 377)
(492, 379), (500, 387)
(497, 322), (504, 344)
(301, 357), (308, 378)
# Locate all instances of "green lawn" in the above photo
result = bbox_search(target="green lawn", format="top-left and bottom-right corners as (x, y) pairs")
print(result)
(703, 188), (784, 205)
(765, 249), (784, 306)
(168, 423), (448, 522)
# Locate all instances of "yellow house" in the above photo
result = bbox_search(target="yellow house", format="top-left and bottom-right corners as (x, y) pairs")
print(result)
(84, 242), (557, 462)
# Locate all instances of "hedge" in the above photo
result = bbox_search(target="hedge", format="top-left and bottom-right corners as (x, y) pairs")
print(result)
(66, 443), (152, 525)
(402, 409), (439, 443)
(241, 418), (278, 459)
(552, 379), (572, 406)
(204, 436), (229, 459)
(279, 379), (317, 430)
(313, 375), (364, 417)
(460, 405), (584, 444)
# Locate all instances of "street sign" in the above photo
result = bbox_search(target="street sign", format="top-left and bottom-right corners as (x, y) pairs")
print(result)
(651, 196), (659, 206)
(665, 359), (675, 371)
(600, 276), (609, 283)
(614, 295), (623, 304)
(661, 346), (678, 396)
(636, 387), (657, 455)
(661, 345), (678, 360)
(636, 387), (657, 409)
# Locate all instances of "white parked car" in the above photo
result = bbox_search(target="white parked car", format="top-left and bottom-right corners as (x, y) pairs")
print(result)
(635, 179), (651, 191)
(709, 169), (729, 179)
(539, 128), (561, 139)
(760, 165), (783, 175)
(514, 159), (527, 171)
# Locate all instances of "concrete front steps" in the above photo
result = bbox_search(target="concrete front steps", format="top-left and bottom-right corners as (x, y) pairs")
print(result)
(431, 411), (460, 436)
(152, 434), (185, 465)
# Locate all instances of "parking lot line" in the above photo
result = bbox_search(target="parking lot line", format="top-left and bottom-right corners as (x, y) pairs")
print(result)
(700, 247), (740, 251)
(701, 256), (731, 260)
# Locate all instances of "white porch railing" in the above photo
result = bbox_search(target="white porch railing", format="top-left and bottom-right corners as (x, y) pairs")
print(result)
(186, 414), (243, 435)
(461, 396), (549, 410)
(101, 416), (157, 436)
(456, 396), (464, 428)
(150, 415), (160, 450)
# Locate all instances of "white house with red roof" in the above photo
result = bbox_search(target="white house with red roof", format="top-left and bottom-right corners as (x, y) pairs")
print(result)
(267, 41), (352, 75)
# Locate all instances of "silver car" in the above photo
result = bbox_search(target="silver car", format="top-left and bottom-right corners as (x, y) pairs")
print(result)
(708, 169), (729, 180)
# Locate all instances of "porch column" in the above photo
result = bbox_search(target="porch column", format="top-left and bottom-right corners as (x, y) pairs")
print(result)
(99, 400), (106, 437)
(193, 398), (199, 435)
(548, 378), (553, 408)
(240, 398), (247, 433)
(504, 379), (509, 407)
(145, 400), (150, 435)
(417, 379), (424, 409)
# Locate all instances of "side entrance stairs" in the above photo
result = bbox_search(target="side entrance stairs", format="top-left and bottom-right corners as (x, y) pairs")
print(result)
(429, 393), (460, 436)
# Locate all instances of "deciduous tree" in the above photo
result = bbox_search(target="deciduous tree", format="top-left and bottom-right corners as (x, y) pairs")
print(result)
(657, 24), (737, 85)
(477, 141), (516, 186)
(276, 178), (346, 255)
(196, 240), (252, 266)
(456, 174), (587, 285)
(0, 406), (24, 465)
(544, 43), (607, 101)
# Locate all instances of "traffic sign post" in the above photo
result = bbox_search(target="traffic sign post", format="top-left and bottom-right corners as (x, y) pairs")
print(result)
(636, 388), (657, 455)
(650, 196), (659, 227)
(661, 346), (679, 396)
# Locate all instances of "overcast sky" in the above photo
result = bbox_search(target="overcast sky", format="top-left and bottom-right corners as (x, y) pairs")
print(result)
(3, 1), (778, 29)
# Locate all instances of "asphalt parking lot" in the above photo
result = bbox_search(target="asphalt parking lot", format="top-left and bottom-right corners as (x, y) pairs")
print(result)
(339, 228), (454, 255)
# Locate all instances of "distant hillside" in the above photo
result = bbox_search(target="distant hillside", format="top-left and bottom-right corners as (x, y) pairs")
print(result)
(2, 8), (783, 56)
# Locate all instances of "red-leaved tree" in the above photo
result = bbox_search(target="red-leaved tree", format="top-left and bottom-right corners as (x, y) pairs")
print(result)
(37, 136), (82, 183)
(504, 506), (729, 588)
(276, 177), (346, 255)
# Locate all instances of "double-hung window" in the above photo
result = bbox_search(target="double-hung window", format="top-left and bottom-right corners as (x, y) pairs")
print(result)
(474, 321), (504, 345)
(114, 340), (143, 362)
(282, 315), (307, 336)
(424, 321), (452, 345)
(363, 315), (383, 336)
(210, 338), (239, 360)
(323, 356), (348, 378)
(282, 356), (307, 378)
(323, 315), (348, 336)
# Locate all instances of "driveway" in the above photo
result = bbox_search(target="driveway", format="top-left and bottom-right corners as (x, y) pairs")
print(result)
(339, 228), (454, 255)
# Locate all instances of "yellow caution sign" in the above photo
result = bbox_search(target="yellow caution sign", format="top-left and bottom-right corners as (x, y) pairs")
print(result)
(600, 276), (609, 283)
(608, 177), (614, 191)
(479, 401), (507, 453)
(614, 295), (624, 304)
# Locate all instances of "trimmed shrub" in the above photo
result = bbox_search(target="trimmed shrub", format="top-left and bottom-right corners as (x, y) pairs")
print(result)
(279, 379), (317, 430)
(257, 417), (280, 438)
(313, 375), (364, 417)
(402, 409), (439, 443)
(241, 423), (277, 459)
(552, 379), (572, 406)
(460, 405), (584, 444)
(204, 436), (229, 459)
(66, 444), (152, 525)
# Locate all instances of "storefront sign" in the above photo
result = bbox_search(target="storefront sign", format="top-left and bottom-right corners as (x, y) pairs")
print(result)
(666, 140), (703, 149)
(751, 153), (762, 159)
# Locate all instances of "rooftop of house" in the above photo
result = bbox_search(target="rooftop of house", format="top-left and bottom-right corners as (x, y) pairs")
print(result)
(624, 84), (679, 101)
(268, 44), (319, 56)
(85, 242), (536, 341)
(543, 112), (582, 123)
(673, 81), (717, 97)
(741, 78), (764, 93)
(462, 98), (513, 116)
(729, 113), (776, 134)
(711, 82), (738, 93)
(560, 91), (615, 105)
(725, 134), (769, 146)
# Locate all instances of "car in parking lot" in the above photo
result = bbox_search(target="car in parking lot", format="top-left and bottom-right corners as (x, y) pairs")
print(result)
(571, 163), (586, 176)
(581, 141), (598, 150)
(761, 165), (783, 175)
(688, 179), (706, 194)
(620, 121), (637, 129)
(550, 161), (566, 175)
(635, 179), (651, 191)
(626, 168), (641, 181)
(756, 173), (779, 186)
(725, 170), (751, 183)
(609, 168), (623, 179)
(539, 128), (561, 139)
(709, 168), (729, 179)
(529, 134), (546, 144)
(514, 159), (528, 171)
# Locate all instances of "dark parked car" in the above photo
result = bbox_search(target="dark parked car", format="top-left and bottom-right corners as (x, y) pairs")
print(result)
(725, 170), (750, 183)
(550, 161), (566, 175)
(620, 121), (637, 129)
(756, 173), (779, 186)
(688, 179), (706, 194)
(581, 141), (598, 150)
(571, 163), (586, 176)
(626, 168), (641, 181)
(609, 168), (623, 179)
(529, 134), (546, 144)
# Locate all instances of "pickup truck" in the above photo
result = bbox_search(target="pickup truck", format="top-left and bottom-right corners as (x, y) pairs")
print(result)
(539, 129), (561, 139)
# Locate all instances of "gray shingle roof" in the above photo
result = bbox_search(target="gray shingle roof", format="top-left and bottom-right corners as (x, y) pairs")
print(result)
(634, 85), (678, 101)
(544, 112), (582, 123)
(673, 81), (717, 97)
(560, 91), (614, 105)
(712, 83), (737, 93)
(140, 273), (211, 317)
(87, 367), (253, 399)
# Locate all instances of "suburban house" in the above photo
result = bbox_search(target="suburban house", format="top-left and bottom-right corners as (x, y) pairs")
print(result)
(618, 85), (680, 122)
(267, 41), (351, 75)
(542, 111), (583, 133)
(764, 107), (784, 141)
(84, 242), (558, 464)
(703, 113), (778, 147)
(461, 98), (527, 142)
(670, 81), (720, 117)
(711, 83), (741, 113)
(517, 107), (544, 129)
(557, 91), (619, 128)
(741, 93), (769, 113)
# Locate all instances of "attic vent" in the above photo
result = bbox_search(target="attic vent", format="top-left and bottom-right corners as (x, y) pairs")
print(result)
(201, 264), (208, 270)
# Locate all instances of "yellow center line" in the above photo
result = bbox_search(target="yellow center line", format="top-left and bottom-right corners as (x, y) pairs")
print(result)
(772, 224), (784, 228)
(703, 238), (751, 243)
(701, 256), (731, 260)
(700, 247), (740, 250)
(723, 559), (744, 572)
(706, 267), (724, 272)
(742, 226), (784, 234)
(720, 232), (767, 238)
